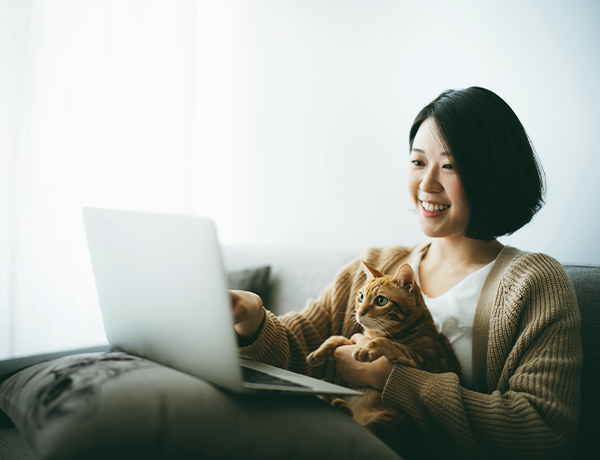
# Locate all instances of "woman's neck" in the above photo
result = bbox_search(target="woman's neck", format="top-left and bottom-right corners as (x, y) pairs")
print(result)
(425, 236), (504, 270)
(417, 237), (504, 298)
(426, 237), (504, 266)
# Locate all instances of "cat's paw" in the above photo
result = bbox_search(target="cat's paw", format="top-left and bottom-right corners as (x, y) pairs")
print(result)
(306, 348), (328, 367)
(332, 398), (354, 417)
(306, 343), (337, 367)
(353, 345), (384, 363)
(307, 336), (352, 366)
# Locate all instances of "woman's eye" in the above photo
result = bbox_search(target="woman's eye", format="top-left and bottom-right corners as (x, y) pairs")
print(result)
(443, 163), (454, 170)
(411, 160), (425, 167)
(376, 296), (388, 306)
(358, 293), (364, 302)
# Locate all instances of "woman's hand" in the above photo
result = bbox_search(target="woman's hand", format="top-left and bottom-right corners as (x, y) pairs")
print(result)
(332, 333), (394, 390)
(229, 290), (265, 339)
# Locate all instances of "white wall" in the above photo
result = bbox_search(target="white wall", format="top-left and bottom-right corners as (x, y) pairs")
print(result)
(198, 0), (600, 264)
(1, 0), (598, 359)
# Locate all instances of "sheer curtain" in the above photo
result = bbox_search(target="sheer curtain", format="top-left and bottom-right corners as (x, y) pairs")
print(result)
(0, 0), (235, 359)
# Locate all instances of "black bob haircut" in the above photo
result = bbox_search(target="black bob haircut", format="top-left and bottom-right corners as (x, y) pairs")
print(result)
(409, 87), (546, 240)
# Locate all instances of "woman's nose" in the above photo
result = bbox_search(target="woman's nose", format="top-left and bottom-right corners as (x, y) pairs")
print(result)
(419, 167), (443, 193)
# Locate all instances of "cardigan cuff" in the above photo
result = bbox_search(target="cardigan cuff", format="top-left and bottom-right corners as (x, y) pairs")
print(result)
(383, 364), (465, 425)
(237, 309), (288, 368)
(382, 364), (438, 422)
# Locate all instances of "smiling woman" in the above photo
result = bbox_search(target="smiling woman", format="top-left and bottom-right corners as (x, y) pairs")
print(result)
(232, 86), (582, 459)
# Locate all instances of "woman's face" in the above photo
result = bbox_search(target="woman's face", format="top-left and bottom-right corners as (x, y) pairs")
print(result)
(407, 118), (470, 240)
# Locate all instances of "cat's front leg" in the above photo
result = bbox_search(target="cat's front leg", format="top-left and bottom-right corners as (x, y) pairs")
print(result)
(354, 338), (419, 368)
(307, 336), (354, 366)
(353, 338), (386, 363)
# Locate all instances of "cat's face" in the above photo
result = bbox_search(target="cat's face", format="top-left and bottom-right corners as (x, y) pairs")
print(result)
(355, 261), (424, 336)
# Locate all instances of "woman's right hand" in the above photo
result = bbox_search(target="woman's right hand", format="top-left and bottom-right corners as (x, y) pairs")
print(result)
(229, 290), (265, 339)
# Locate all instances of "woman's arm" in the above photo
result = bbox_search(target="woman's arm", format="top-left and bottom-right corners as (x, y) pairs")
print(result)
(234, 281), (343, 376)
(234, 252), (364, 376)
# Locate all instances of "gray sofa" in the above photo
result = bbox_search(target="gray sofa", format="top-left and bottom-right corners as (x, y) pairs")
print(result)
(0, 245), (598, 459)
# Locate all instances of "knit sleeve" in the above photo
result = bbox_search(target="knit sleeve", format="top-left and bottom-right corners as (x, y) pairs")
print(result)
(381, 253), (582, 460)
(237, 256), (362, 378)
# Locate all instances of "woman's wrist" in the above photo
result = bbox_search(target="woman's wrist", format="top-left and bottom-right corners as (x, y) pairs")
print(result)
(237, 307), (266, 347)
(371, 359), (394, 390)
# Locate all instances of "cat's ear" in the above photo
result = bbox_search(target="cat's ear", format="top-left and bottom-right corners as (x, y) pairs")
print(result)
(393, 263), (415, 291)
(361, 260), (384, 280)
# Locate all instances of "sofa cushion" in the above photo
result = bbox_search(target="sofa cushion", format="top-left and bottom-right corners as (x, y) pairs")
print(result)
(0, 351), (399, 460)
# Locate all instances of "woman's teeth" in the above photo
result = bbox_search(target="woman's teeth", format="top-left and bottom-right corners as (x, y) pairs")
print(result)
(422, 201), (450, 212)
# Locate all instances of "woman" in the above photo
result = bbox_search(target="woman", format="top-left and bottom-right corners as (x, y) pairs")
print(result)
(230, 87), (582, 459)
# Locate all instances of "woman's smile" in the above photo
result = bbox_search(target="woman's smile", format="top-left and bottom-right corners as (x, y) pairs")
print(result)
(420, 200), (451, 217)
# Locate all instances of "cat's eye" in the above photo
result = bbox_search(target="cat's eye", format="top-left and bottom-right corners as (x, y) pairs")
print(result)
(358, 293), (364, 303)
(376, 296), (388, 306)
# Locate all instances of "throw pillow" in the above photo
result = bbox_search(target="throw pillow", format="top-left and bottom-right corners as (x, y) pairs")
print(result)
(0, 352), (399, 460)
(227, 265), (271, 301)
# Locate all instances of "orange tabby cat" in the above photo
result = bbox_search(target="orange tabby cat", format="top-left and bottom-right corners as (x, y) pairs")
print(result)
(306, 260), (461, 455)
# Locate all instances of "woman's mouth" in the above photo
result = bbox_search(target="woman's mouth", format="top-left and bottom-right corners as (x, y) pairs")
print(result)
(420, 201), (450, 217)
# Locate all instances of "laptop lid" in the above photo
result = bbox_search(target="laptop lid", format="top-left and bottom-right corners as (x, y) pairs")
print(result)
(82, 207), (362, 397)
(82, 207), (245, 392)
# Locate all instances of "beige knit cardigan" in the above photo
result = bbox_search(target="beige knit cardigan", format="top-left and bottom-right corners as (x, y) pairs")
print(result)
(239, 244), (582, 459)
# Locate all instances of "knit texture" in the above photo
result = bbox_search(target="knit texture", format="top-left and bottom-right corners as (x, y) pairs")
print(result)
(238, 244), (582, 459)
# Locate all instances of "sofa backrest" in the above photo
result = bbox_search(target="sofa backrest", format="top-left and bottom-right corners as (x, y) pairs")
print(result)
(222, 245), (356, 316)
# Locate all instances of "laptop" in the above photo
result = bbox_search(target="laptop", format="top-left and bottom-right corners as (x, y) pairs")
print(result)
(82, 207), (361, 396)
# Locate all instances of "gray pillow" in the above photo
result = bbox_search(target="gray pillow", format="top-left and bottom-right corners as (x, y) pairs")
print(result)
(228, 265), (271, 301)
(0, 352), (399, 460)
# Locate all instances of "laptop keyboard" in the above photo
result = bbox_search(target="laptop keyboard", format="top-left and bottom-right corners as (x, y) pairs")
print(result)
(241, 366), (309, 388)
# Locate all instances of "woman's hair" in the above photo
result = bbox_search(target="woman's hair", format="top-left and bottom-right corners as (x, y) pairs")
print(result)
(409, 87), (546, 240)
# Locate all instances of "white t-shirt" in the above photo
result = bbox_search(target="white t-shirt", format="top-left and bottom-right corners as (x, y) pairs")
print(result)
(410, 252), (495, 390)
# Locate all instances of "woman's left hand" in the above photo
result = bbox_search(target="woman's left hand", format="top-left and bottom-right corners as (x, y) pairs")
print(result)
(332, 333), (394, 390)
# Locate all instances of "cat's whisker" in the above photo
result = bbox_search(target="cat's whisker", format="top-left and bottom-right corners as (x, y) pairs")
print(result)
(366, 317), (403, 337)
(343, 314), (361, 330)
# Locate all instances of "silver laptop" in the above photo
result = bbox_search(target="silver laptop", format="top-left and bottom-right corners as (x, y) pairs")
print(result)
(82, 207), (361, 396)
